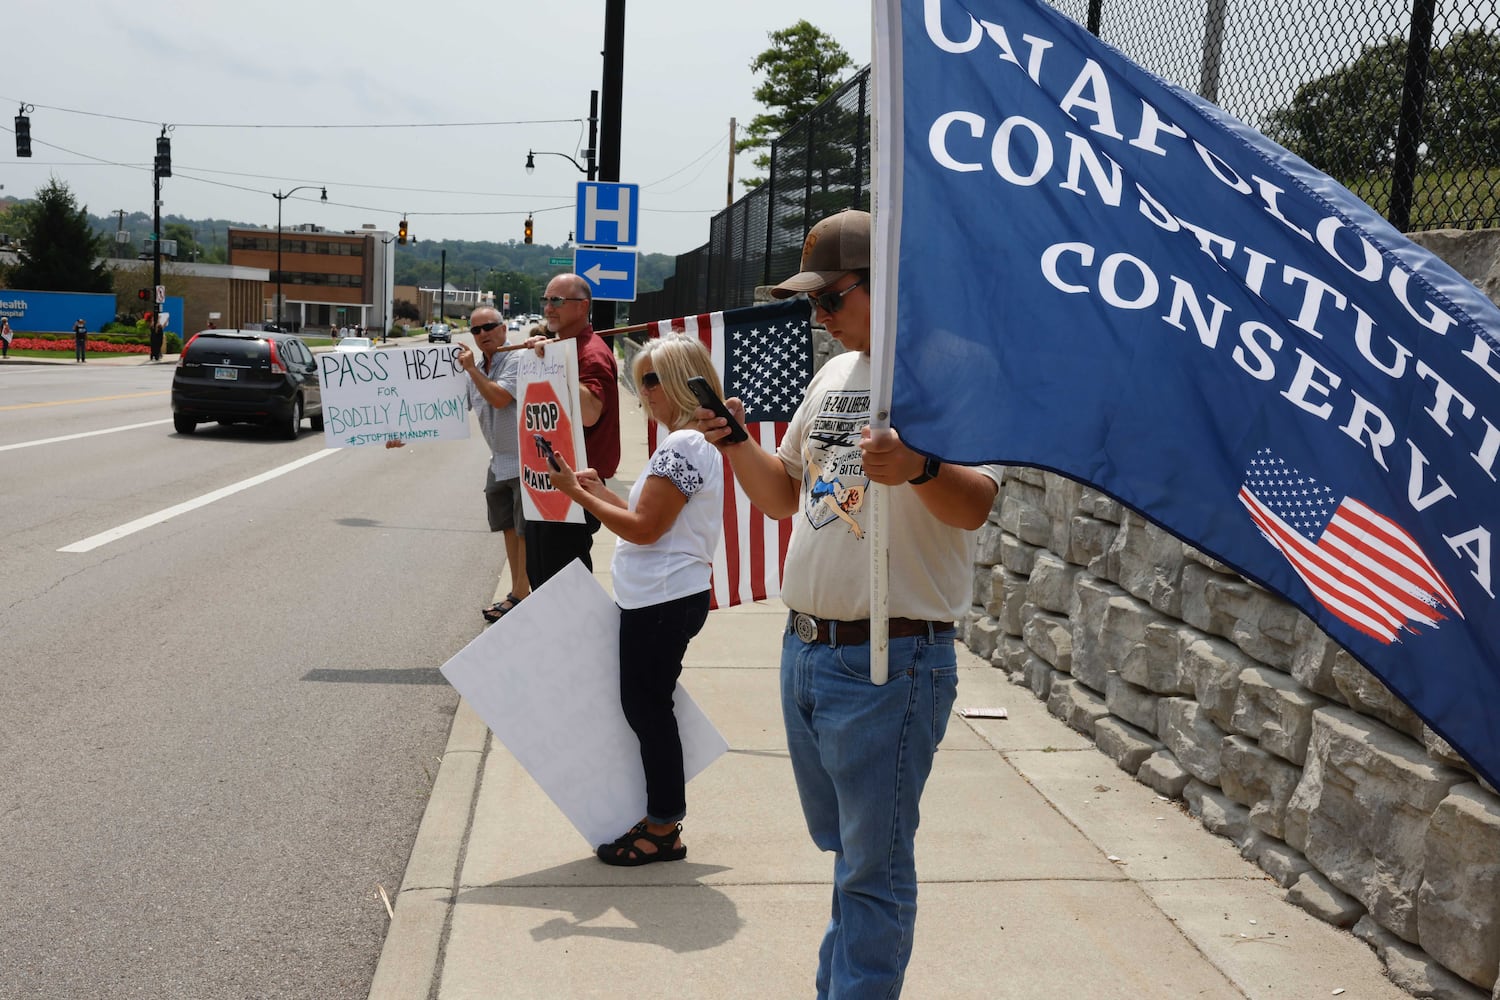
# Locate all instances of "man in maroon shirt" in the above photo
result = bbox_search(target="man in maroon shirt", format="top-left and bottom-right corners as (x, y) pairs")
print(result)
(524, 272), (620, 585)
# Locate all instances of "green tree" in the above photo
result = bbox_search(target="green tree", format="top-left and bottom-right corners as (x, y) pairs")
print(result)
(1265, 29), (1500, 177)
(1426, 29), (1500, 169)
(737, 20), (853, 189)
(163, 222), (206, 262)
(8, 179), (110, 292)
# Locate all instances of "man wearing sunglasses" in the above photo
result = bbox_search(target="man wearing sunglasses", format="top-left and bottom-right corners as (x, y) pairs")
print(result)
(698, 208), (1001, 999)
(457, 306), (530, 622)
(521, 273), (621, 586)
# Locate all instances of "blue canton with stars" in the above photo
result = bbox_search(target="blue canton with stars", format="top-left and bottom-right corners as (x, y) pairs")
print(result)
(1242, 449), (1338, 538)
(722, 300), (813, 423)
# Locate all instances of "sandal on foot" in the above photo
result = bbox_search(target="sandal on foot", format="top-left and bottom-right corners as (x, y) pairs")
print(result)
(596, 821), (686, 867)
(481, 593), (524, 623)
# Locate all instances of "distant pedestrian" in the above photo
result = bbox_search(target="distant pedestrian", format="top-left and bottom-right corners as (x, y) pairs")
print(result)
(73, 318), (87, 363)
(1, 317), (12, 358)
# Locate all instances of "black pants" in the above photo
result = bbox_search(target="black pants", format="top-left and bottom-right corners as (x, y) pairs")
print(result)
(618, 590), (710, 825)
(523, 511), (601, 588)
(74, 336), (86, 361)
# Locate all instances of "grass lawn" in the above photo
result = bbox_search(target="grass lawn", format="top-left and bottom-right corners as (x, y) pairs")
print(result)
(1344, 165), (1500, 231)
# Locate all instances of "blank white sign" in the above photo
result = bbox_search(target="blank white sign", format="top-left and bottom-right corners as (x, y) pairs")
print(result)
(439, 560), (728, 847)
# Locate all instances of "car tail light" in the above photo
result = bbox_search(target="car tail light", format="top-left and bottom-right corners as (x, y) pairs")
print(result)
(267, 340), (287, 374)
(177, 332), (201, 368)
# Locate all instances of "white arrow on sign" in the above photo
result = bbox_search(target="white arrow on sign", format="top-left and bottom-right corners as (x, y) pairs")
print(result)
(583, 262), (628, 283)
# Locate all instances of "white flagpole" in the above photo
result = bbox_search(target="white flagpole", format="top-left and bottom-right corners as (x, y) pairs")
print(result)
(867, 0), (903, 685)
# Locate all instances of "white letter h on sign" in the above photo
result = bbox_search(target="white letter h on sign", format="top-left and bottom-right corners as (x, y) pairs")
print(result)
(583, 187), (632, 245)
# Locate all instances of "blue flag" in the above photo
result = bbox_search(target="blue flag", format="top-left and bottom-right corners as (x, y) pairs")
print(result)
(876, 0), (1500, 788)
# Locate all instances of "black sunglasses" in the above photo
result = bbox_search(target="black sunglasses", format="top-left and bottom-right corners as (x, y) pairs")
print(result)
(811, 278), (865, 314)
(639, 371), (661, 390)
(471, 321), (503, 334)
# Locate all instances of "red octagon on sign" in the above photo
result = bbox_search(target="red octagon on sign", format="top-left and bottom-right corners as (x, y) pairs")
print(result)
(520, 380), (577, 522)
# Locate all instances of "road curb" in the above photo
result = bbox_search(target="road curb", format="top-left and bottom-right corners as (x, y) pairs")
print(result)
(368, 698), (489, 1000)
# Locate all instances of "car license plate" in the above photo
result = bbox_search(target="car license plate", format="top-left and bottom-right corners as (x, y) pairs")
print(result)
(214, 367), (238, 380)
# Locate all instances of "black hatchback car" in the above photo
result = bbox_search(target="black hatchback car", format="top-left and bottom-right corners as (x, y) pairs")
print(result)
(171, 330), (324, 438)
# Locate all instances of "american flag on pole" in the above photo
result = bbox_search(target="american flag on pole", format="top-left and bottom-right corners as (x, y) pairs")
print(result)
(645, 299), (813, 609)
(1239, 448), (1461, 645)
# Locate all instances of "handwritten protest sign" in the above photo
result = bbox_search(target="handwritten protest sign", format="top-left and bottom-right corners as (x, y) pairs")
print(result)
(516, 339), (587, 524)
(316, 345), (471, 447)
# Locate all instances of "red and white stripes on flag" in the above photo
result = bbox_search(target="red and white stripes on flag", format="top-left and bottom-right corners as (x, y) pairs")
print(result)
(1239, 449), (1461, 645)
(644, 305), (808, 609)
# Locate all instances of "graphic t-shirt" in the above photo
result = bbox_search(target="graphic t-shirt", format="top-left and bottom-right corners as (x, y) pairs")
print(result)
(776, 351), (1001, 622)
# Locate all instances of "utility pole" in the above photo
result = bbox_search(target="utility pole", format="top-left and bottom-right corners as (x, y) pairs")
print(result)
(594, 0), (625, 334)
(439, 248), (447, 325)
(727, 118), (737, 206)
(152, 126), (170, 359)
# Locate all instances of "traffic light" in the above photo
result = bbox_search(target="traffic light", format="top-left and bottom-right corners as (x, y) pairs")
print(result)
(398, 218), (408, 245)
(138, 288), (149, 302)
(154, 133), (171, 178)
(524, 215), (534, 245)
(14, 112), (31, 158)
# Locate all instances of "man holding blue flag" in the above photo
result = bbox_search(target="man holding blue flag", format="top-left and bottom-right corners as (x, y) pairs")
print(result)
(874, 0), (1500, 793)
(700, 208), (1000, 998)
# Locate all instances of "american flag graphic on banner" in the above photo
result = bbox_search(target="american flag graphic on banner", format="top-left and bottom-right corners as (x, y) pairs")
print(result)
(1238, 448), (1461, 644)
(646, 299), (813, 609)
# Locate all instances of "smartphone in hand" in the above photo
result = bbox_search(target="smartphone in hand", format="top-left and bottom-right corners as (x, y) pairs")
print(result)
(532, 433), (561, 471)
(686, 376), (749, 444)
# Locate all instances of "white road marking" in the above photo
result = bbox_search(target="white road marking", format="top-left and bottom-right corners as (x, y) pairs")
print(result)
(0, 419), (173, 453)
(59, 448), (338, 553)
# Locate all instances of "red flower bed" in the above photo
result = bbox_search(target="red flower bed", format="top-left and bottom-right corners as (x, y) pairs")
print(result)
(8, 337), (150, 354)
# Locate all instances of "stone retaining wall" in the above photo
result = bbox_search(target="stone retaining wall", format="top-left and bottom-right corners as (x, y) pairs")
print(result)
(961, 230), (1500, 999)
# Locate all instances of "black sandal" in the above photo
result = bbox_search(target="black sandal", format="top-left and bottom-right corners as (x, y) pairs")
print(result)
(596, 821), (686, 867)
(481, 593), (523, 623)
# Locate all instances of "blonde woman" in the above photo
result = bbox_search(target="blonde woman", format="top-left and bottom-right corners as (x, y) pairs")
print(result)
(548, 334), (725, 865)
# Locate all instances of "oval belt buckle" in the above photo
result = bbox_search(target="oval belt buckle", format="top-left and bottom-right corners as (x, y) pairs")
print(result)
(793, 613), (818, 643)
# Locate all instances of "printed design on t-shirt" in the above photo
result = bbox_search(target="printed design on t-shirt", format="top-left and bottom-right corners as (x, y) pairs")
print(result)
(802, 388), (869, 539)
(650, 445), (705, 498)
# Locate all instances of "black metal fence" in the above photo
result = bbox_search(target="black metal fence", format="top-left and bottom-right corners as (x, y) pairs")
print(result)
(632, 0), (1499, 324)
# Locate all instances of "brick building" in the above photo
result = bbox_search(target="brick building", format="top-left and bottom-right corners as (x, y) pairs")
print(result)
(227, 224), (396, 333)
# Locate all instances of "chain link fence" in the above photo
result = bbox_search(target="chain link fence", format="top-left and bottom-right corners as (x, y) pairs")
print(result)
(633, 0), (1499, 324)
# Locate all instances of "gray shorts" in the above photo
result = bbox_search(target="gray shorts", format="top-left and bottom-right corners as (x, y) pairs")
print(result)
(484, 469), (526, 533)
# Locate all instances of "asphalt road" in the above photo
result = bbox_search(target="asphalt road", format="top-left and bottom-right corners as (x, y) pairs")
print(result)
(0, 359), (498, 998)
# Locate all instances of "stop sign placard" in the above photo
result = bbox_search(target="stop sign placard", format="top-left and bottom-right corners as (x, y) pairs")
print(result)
(520, 380), (578, 522)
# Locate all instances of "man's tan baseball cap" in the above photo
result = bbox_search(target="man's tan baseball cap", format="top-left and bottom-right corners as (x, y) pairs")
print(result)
(770, 209), (870, 299)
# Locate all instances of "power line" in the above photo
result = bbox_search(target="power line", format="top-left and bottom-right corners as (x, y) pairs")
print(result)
(641, 128), (730, 188)
(0, 95), (581, 131)
(1, 112), (724, 228)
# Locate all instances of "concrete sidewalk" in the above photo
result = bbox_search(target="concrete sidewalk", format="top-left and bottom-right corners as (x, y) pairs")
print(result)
(369, 404), (1410, 1000)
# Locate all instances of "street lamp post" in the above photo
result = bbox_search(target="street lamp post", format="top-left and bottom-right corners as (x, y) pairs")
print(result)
(379, 234), (396, 342)
(272, 185), (327, 331)
(525, 90), (612, 333)
(524, 90), (599, 181)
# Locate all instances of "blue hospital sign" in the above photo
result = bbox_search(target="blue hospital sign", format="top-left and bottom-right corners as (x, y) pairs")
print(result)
(575, 182), (639, 248)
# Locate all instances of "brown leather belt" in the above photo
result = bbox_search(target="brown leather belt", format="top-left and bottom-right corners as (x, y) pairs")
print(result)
(788, 612), (954, 647)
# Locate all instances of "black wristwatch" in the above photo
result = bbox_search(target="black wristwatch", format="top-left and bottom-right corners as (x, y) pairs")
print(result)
(908, 455), (941, 485)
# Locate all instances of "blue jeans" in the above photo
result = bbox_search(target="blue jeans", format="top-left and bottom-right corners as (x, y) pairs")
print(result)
(780, 622), (959, 1000)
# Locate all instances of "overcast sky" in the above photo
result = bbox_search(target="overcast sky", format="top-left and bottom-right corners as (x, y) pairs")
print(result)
(2, 0), (872, 257)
